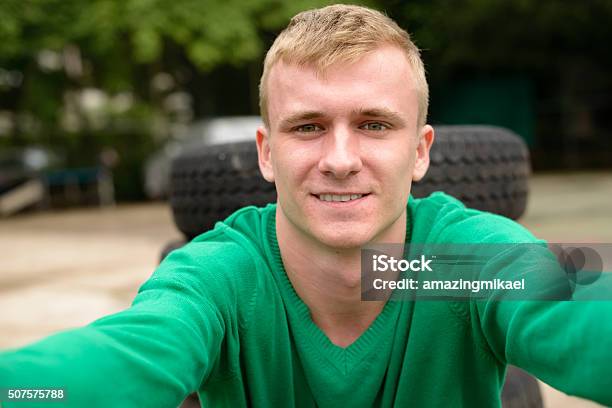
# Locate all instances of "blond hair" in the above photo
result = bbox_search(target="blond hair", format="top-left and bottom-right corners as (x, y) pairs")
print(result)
(259, 4), (429, 129)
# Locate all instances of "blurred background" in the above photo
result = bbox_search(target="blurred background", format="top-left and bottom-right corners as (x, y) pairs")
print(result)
(0, 1), (610, 407)
(1, 0), (611, 204)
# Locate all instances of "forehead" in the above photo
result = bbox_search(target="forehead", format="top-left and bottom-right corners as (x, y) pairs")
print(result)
(266, 46), (418, 126)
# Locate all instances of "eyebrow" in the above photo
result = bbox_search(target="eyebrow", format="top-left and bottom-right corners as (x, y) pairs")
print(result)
(352, 107), (407, 127)
(278, 111), (326, 129)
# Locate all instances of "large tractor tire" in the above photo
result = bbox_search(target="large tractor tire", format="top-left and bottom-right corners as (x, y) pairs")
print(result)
(415, 126), (530, 221)
(169, 125), (530, 239)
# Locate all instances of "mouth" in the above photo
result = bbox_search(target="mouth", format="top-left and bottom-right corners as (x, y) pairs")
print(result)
(314, 193), (371, 203)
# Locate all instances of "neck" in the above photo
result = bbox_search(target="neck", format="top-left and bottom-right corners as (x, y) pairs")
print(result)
(275, 209), (407, 347)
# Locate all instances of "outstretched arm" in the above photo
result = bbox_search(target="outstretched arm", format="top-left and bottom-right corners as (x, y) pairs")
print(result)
(475, 244), (612, 405)
(0, 250), (226, 408)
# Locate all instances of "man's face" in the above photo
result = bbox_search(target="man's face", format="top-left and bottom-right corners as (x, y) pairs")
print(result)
(257, 45), (434, 249)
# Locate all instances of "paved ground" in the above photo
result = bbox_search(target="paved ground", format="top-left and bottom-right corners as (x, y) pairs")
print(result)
(0, 172), (610, 407)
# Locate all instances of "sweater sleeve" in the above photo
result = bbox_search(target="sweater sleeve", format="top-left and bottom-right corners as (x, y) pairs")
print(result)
(474, 243), (612, 406)
(0, 244), (227, 408)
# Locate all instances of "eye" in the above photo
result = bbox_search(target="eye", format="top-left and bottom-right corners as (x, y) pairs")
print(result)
(360, 122), (389, 131)
(295, 124), (323, 133)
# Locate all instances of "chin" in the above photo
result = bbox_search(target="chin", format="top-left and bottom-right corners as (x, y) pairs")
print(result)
(313, 227), (374, 250)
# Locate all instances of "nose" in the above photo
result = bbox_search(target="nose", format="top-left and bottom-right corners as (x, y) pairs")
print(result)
(317, 126), (363, 179)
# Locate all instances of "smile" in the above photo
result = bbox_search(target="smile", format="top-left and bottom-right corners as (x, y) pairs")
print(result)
(317, 193), (368, 202)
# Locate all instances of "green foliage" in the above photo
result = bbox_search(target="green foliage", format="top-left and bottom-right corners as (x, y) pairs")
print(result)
(0, 0), (340, 70)
(0, 0), (340, 200)
(2, 0), (610, 198)
(0, 0), (344, 118)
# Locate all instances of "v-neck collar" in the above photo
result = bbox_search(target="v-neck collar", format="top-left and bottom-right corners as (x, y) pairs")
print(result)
(263, 202), (413, 375)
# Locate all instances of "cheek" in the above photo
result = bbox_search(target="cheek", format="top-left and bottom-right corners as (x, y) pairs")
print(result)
(370, 144), (415, 199)
(271, 144), (312, 193)
(371, 140), (414, 172)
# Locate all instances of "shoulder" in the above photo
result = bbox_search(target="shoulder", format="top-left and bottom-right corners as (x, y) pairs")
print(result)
(149, 204), (277, 314)
(176, 202), (276, 268)
(409, 192), (539, 244)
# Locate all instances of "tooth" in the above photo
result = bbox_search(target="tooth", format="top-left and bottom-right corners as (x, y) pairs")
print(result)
(319, 194), (365, 202)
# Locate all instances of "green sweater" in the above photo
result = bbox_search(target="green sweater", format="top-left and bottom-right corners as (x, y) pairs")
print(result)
(1, 193), (611, 407)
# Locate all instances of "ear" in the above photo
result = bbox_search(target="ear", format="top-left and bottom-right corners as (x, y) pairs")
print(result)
(412, 124), (434, 182)
(256, 125), (275, 182)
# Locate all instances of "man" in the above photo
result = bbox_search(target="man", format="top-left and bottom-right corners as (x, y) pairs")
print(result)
(1, 5), (611, 407)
